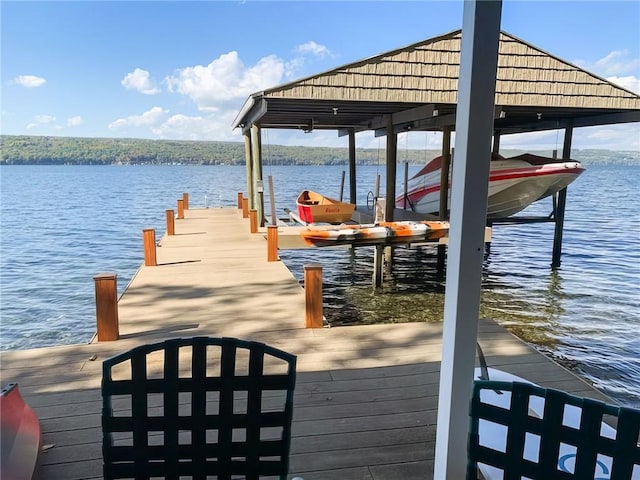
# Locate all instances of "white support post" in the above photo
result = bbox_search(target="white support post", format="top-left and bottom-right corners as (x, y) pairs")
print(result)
(433, 1), (502, 479)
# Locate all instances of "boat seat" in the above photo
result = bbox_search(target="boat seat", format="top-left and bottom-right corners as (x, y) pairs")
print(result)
(101, 336), (297, 480)
(467, 380), (640, 479)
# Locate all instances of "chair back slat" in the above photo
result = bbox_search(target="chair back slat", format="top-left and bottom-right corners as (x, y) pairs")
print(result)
(102, 337), (296, 480)
(468, 380), (640, 480)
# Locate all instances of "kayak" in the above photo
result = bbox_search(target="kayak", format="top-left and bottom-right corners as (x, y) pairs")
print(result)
(300, 220), (449, 247)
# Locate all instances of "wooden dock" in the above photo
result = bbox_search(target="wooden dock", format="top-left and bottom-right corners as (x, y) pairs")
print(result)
(0, 207), (613, 479)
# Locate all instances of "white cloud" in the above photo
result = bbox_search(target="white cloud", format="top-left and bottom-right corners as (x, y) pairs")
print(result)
(67, 116), (83, 127)
(122, 44), (332, 139)
(26, 114), (57, 130)
(13, 75), (46, 88)
(499, 130), (562, 151)
(284, 41), (333, 80)
(108, 107), (168, 130)
(151, 114), (238, 142)
(606, 75), (640, 94)
(121, 68), (161, 95)
(595, 50), (640, 77)
(492, 125), (640, 152)
(165, 51), (284, 112)
(576, 50), (640, 78)
(574, 124), (640, 151)
(103, 43), (639, 149)
(295, 41), (331, 59)
(35, 114), (56, 124)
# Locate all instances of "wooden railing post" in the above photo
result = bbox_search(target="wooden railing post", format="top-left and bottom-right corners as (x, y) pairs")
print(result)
(177, 199), (184, 219)
(304, 264), (324, 328)
(143, 228), (157, 266)
(237, 192), (243, 209)
(166, 209), (175, 236)
(249, 209), (258, 233)
(242, 197), (249, 218)
(94, 273), (119, 341)
(182, 192), (189, 210)
(267, 225), (278, 262)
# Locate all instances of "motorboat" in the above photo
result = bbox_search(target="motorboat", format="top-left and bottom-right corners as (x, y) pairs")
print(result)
(296, 190), (355, 224)
(395, 153), (585, 218)
(300, 220), (449, 247)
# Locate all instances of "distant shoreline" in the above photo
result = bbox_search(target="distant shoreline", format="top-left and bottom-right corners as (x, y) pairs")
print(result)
(1, 134), (639, 166)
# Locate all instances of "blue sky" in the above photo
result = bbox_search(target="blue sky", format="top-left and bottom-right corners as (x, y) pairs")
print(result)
(2, 1), (639, 151)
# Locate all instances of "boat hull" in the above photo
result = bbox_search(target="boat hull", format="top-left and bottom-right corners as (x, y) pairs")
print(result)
(301, 220), (449, 247)
(296, 190), (355, 224)
(396, 157), (584, 218)
(1, 383), (41, 480)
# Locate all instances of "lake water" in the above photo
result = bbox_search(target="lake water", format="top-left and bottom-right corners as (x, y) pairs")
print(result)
(1, 164), (638, 407)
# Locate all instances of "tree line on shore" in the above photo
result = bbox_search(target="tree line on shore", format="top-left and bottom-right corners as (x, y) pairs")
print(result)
(1, 134), (638, 166)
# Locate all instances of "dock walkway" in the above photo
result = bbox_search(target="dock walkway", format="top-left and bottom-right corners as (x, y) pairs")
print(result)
(0, 207), (611, 479)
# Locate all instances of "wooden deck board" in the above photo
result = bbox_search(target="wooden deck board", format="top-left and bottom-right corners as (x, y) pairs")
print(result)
(0, 207), (615, 479)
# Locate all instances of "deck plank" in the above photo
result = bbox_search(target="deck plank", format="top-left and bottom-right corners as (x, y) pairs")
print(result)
(1, 207), (617, 479)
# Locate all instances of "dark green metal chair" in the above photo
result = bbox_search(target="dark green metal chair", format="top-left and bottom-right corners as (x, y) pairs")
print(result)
(102, 337), (297, 480)
(467, 380), (640, 479)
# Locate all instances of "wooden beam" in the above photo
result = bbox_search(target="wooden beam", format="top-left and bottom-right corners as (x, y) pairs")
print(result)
(437, 127), (452, 271)
(348, 129), (357, 205)
(385, 117), (397, 222)
(496, 110), (640, 134)
(439, 127), (452, 221)
(571, 110), (640, 127)
(238, 98), (268, 134)
(367, 104), (436, 132)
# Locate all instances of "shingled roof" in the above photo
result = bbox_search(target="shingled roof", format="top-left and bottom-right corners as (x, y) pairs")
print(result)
(233, 29), (640, 135)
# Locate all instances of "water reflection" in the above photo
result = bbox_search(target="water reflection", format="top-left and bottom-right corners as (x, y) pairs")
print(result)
(280, 243), (639, 408)
(281, 244), (568, 344)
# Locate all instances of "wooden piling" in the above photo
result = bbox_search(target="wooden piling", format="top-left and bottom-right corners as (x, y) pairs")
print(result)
(267, 225), (278, 262)
(182, 192), (189, 210)
(177, 199), (184, 219)
(94, 273), (119, 341)
(237, 192), (243, 209)
(373, 245), (384, 288)
(249, 209), (258, 233)
(166, 210), (175, 236)
(143, 228), (157, 266)
(304, 264), (324, 328)
(242, 197), (249, 218)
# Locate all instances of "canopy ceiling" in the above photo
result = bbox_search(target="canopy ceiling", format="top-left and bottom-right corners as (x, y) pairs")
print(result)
(233, 30), (640, 138)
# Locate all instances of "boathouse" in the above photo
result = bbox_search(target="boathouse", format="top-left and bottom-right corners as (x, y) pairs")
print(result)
(232, 27), (640, 267)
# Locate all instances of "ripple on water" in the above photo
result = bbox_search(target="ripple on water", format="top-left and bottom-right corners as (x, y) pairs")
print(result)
(1, 164), (639, 408)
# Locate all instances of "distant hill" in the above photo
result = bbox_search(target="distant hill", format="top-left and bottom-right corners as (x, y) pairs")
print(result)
(1, 135), (638, 166)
